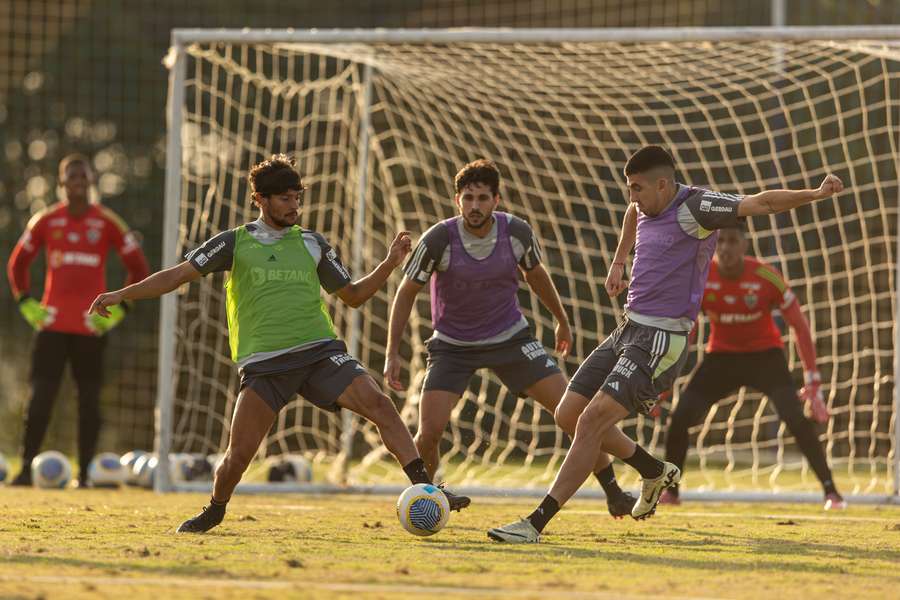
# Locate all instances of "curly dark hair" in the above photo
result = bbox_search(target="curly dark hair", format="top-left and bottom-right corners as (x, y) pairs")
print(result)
(249, 154), (304, 196)
(454, 159), (501, 196)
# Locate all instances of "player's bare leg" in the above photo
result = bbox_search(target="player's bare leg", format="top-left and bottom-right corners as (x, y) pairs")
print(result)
(528, 377), (637, 518)
(413, 390), (460, 479)
(178, 387), (276, 533)
(489, 391), (678, 542)
(340, 375), (470, 511)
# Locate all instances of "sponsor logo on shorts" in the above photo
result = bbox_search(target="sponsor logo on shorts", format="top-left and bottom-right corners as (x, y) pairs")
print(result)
(612, 357), (639, 380)
(545, 358), (555, 369)
(608, 381), (620, 392)
(330, 353), (356, 367)
(520, 341), (547, 361)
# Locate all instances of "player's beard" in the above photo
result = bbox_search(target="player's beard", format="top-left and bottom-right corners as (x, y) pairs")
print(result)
(463, 210), (490, 230)
(271, 211), (298, 229)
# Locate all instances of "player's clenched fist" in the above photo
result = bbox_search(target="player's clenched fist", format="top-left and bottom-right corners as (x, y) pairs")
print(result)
(604, 262), (628, 298)
(386, 231), (412, 268)
(815, 174), (843, 199)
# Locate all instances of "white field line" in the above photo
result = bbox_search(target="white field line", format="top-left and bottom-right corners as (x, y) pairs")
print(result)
(564, 509), (899, 523)
(0, 574), (729, 600)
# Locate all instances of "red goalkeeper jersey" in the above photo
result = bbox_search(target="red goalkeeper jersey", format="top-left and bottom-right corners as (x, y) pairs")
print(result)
(7, 202), (149, 336)
(702, 256), (797, 354)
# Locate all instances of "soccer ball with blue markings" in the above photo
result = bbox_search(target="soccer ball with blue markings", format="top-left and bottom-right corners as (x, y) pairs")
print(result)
(31, 450), (72, 489)
(396, 483), (450, 537)
(87, 452), (127, 488)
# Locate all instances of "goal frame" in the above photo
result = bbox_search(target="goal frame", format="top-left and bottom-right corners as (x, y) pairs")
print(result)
(157, 26), (900, 504)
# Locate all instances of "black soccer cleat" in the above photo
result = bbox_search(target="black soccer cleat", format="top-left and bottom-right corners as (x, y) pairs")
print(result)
(10, 469), (32, 487)
(438, 484), (471, 512)
(606, 490), (638, 520)
(176, 502), (226, 533)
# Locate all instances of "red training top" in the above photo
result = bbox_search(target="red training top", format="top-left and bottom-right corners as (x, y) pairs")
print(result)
(701, 256), (796, 354)
(7, 202), (149, 336)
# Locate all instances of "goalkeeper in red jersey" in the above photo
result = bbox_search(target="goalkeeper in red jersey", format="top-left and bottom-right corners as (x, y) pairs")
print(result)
(6, 154), (149, 487)
(660, 225), (844, 510)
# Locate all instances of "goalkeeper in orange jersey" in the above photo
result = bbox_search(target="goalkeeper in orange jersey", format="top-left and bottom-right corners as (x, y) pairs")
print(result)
(659, 225), (845, 510)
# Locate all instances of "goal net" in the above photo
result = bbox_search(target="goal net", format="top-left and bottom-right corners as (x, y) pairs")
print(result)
(158, 28), (899, 500)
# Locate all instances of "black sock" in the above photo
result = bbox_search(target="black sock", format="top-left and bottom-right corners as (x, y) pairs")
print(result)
(527, 495), (560, 533)
(623, 445), (664, 479)
(210, 496), (228, 508)
(594, 464), (624, 498)
(822, 478), (837, 496)
(403, 458), (431, 485)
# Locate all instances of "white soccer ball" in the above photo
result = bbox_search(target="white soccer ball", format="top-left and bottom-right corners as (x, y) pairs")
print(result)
(120, 450), (148, 486)
(132, 454), (158, 489)
(87, 452), (126, 488)
(184, 453), (215, 482)
(0, 453), (8, 483)
(396, 483), (450, 537)
(168, 453), (193, 484)
(31, 450), (72, 489)
(266, 455), (313, 483)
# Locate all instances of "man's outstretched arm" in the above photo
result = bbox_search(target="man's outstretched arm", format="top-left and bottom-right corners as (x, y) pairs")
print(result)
(335, 231), (411, 308)
(738, 174), (844, 216)
(90, 261), (201, 316)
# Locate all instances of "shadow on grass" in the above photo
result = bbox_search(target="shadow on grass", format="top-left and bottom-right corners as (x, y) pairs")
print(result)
(418, 529), (900, 576)
(4, 553), (236, 579)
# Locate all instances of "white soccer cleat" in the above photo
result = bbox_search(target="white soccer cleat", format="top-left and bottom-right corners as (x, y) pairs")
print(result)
(631, 462), (681, 520)
(487, 517), (541, 543)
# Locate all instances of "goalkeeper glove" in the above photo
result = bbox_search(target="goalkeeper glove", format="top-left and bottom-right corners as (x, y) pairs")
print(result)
(18, 296), (52, 330)
(799, 370), (829, 424)
(85, 302), (128, 335)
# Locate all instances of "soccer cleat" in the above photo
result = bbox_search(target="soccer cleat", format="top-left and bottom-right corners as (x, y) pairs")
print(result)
(438, 484), (471, 512)
(176, 502), (226, 533)
(487, 517), (541, 543)
(824, 492), (847, 511)
(606, 491), (638, 519)
(10, 469), (32, 487)
(631, 462), (681, 520)
(658, 488), (681, 506)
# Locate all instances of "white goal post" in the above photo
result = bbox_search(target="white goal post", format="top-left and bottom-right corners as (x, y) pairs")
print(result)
(157, 26), (900, 504)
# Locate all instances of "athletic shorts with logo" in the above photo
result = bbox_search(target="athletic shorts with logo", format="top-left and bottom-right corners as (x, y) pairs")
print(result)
(239, 339), (368, 413)
(568, 319), (688, 415)
(422, 328), (562, 396)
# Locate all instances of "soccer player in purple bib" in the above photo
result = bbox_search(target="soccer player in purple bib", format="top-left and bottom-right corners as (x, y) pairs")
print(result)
(385, 159), (638, 517)
(488, 146), (844, 543)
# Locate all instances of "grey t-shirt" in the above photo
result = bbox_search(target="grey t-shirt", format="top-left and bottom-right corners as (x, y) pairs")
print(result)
(625, 185), (744, 332)
(186, 219), (352, 293)
(402, 213), (542, 346)
(184, 218), (353, 366)
(403, 213), (542, 283)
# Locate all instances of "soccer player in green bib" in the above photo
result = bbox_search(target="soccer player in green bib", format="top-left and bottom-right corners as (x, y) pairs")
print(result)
(89, 155), (469, 533)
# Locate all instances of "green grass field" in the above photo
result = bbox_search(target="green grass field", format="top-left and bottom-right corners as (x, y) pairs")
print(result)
(1, 487), (899, 599)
